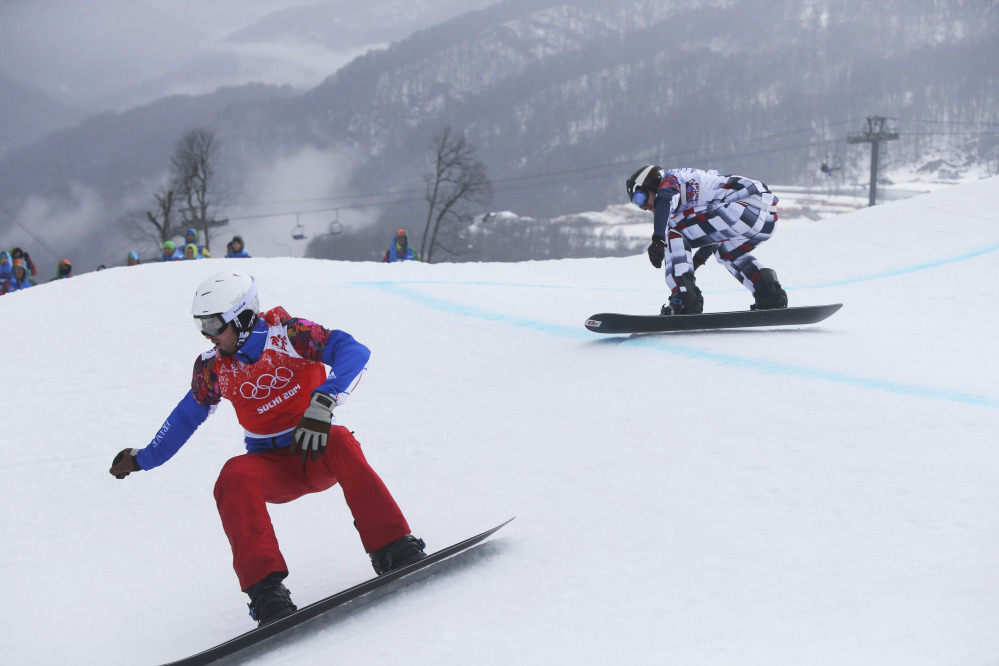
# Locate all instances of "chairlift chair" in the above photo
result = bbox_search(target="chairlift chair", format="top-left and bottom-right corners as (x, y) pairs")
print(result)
(327, 209), (343, 236)
(291, 213), (307, 240)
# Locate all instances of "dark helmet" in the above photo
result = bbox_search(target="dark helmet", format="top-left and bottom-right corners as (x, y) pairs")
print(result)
(626, 165), (665, 204)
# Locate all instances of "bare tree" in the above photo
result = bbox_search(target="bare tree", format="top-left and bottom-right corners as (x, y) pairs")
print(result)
(143, 187), (179, 246)
(134, 128), (227, 255)
(171, 128), (227, 253)
(420, 126), (492, 263)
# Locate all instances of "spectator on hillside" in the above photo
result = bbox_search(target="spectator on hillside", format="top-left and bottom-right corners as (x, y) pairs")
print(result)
(127, 251), (140, 266)
(7, 259), (35, 292)
(184, 228), (207, 253)
(0, 251), (12, 294)
(9, 247), (37, 277)
(184, 243), (202, 260)
(162, 241), (183, 261)
(49, 259), (72, 281)
(382, 230), (419, 263)
(226, 235), (251, 258)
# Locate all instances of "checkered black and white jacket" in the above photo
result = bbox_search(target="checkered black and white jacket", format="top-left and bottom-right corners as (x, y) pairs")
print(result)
(651, 168), (773, 238)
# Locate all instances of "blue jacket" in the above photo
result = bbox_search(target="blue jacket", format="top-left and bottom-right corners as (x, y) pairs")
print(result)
(384, 242), (417, 262)
(183, 229), (207, 254)
(135, 312), (371, 471)
(226, 248), (251, 258)
(6, 270), (33, 292)
(0, 251), (11, 292)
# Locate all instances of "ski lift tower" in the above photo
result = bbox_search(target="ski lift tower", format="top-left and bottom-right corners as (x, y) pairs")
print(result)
(847, 116), (899, 207)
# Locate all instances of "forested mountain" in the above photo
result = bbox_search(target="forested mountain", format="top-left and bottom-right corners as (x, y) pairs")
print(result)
(0, 0), (995, 267)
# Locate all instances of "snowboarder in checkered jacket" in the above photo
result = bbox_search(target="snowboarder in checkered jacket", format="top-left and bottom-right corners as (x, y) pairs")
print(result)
(626, 166), (788, 314)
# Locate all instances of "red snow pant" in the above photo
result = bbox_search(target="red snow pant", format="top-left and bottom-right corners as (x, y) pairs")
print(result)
(213, 425), (411, 591)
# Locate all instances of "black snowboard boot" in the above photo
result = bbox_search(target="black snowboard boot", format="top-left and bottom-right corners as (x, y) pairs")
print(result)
(369, 535), (428, 575)
(751, 268), (788, 310)
(661, 274), (704, 315)
(246, 573), (297, 626)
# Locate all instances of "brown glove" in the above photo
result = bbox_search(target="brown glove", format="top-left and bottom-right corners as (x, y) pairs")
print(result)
(110, 448), (141, 479)
(290, 393), (334, 462)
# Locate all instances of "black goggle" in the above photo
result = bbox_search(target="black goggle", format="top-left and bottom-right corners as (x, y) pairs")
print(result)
(632, 189), (650, 207)
(194, 314), (229, 337)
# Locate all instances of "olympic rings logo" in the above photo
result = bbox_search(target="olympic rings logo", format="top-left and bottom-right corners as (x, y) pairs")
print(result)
(240, 366), (293, 400)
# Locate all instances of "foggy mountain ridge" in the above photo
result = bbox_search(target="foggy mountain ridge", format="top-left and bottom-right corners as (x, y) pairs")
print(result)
(0, 72), (87, 157)
(83, 0), (500, 112)
(227, 0), (500, 49)
(0, 0), (995, 269)
(0, 83), (296, 202)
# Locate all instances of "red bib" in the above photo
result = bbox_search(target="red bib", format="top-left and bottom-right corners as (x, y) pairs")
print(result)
(211, 310), (326, 437)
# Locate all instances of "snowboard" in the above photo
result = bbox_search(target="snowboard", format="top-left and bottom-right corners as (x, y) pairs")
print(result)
(159, 517), (514, 666)
(584, 303), (842, 335)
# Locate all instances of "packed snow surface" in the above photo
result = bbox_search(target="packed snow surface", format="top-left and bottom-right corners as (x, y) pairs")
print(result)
(2, 177), (998, 665)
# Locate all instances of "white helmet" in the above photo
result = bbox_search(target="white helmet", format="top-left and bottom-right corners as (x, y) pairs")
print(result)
(191, 271), (260, 337)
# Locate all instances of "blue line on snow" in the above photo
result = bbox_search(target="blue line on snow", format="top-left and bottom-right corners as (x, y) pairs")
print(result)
(357, 282), (998, 410)
(795, 241), (999, 290)
(354, 240), (999, 294)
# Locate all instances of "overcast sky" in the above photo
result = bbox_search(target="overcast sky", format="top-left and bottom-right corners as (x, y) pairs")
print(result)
(0, 0), (494, 110)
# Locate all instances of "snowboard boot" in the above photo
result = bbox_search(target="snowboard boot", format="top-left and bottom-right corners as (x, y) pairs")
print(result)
(660, 274), (704, 315)
(750, 268), (788, 310)
(246, 573), (297, 626)
(369, 535), (428, 575)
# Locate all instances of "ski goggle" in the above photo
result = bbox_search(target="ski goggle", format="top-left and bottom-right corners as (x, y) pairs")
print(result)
(194, 314), (228, 337)
(192, 276), (259, 337)
(631, 189), (649, 207)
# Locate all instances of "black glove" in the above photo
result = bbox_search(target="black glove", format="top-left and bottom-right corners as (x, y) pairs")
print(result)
(647, 235), (666, 268)
(110, 448), (141, 479)
(693, 247), (712, 271)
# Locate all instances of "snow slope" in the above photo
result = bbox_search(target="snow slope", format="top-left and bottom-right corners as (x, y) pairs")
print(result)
(2, 177), (998, 666)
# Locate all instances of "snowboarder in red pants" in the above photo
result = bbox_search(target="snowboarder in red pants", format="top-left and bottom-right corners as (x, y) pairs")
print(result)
(110, 271), (426, 625)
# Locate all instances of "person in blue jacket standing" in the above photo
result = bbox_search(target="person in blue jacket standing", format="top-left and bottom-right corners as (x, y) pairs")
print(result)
(6, 259), (34, 292)
(382, 230), (419, 262)
(184, 228), (208, 256)
(0, 251), (12, 294)
(183, 243), (202, 260)
(225, 235), (251, 258)
(9, 247), (37, 277)
(162, 241), (183, 261)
